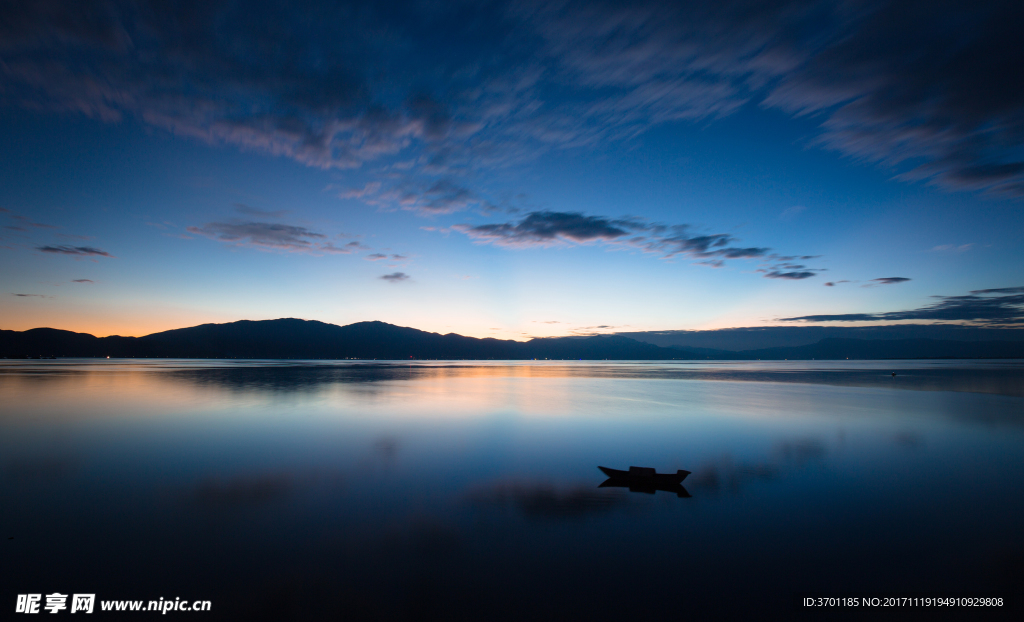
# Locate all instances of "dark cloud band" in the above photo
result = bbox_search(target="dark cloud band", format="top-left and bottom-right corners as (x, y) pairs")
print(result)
(37, 245), (112, 257)
(3, 1), (1021, 195)
(452, 210), (808, 278)
(780, 286), (1024, 325)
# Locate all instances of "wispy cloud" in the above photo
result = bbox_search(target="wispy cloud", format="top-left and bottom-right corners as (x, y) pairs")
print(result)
(779, 286), (1024, 326)
(187, 221), (361, 255)
(37, 245), (113, 257)
(866, 277), (911, 286)
(379, 272), (410, 282)
(3, 0), (1020, 202)
(71, 279), (94, 283)
(3, 207), (58, 232)
(346, 178), (502, 215)
(320, 241), (368, 254)
(9, 215), (57, 229)
(779, 205), (806, 220)
(334, 181), (382, 200)
(931, 244), (974, 253)
(755, 253), (826, 280)
(11, 293), (53, 298)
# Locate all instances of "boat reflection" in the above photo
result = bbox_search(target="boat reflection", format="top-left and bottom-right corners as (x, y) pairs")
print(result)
(598, 466), (693, 498)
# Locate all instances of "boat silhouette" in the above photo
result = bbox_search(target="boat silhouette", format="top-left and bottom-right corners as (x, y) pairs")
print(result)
(598, 466), (692, 498)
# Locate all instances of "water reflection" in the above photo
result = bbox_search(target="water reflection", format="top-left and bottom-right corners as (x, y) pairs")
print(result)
(4, 358), (1024, 397)
(158, 359), (1024, 398)
(467, 481), (628, 519)
(189, 473), (295, 508)
(598, 478), (691, 498)
(1, 359), (1023, 619)
(688, 438), (827, 495)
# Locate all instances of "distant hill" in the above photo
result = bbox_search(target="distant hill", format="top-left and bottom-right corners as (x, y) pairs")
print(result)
(0, 319), (701, 360)
(620, 324), (1024, 350)
(676, 338), (1024, 360)
(1, 319), (1022, 360)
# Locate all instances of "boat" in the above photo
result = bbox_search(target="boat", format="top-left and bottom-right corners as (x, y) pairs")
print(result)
(598, 466), (690, 483)
(598, 466), (692, 498)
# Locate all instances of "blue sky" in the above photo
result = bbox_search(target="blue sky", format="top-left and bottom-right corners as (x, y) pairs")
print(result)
(1, 0), (1022, 338)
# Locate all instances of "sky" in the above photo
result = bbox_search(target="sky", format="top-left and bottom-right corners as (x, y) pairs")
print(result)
(1, 0), (1022, 339)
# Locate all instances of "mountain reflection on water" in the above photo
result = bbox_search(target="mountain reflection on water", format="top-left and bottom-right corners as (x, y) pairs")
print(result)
(2, 359), (1023, 619)
(163, 359), (1024, 397)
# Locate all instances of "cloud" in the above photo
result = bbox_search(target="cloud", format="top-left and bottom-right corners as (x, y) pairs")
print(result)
(824, 280), (850, 287)
(3, 208), (57, 230)
(380, 272), (410, 282)
(319, 241), (367, 254)
(36, 245), (113, 257)
(454, 211), (633, 247)
(764, 270), (817, 280)
(395, 179), (500, 215)
(234, 203), (287, 218)
(365, 253), (388, 261)
(337, 177), (505, 215)
(451, 210), (803, 276)
(71, 279), (94, 283)
(779, 205), (806, 220)
(11, 293), (51, 298)
(869, 277), (911, 285)
(5, 1), (1020, 197)
(932, 244), (974, 253)
(970, 286), (1024, 295)
(334, 181), (382, 200)
(0, 3), (432, 171)
(187, 220), (360, 255)
(755, 254), (826, 280)
(779, 285), (1024, 326)
(8, 215), (57, 229)
(521, 0), (1024, 196)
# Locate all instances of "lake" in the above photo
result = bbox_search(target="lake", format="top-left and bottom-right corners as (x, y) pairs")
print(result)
(2, 359), (1022, 619)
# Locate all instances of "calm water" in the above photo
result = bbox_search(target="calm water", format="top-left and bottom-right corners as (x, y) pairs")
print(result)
(2, 359), (1023, 620)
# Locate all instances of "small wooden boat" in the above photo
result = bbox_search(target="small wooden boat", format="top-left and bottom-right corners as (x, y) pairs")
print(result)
(598, 466), (690, 483)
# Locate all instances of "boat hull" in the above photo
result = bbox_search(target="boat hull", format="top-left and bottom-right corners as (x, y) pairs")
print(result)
(598, 466), (690, 484)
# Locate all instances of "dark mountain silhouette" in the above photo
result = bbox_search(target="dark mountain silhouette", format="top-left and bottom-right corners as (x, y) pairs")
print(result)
(1, 319), (1022, 360)
(620, 324), (1024, 350)
(0, 319), (703, 360)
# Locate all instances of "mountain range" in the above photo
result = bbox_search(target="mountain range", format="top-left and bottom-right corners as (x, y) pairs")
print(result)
(2, 319), (1023, 360)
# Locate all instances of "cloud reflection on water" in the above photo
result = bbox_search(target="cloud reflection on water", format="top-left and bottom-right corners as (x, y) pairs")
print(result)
(689, 438), (826, 495)
(467, 481), (628, 520)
